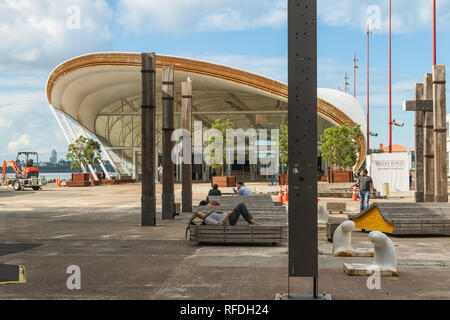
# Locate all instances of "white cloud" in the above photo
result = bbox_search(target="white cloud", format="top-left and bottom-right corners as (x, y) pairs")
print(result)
(187, 53), (287, 82)
(117, 0), (287, 33)
(8, 134), (32, 152)
(0, 118), (11, 128)
(318, 0), (450, 34)
(0, 0), (113, 72)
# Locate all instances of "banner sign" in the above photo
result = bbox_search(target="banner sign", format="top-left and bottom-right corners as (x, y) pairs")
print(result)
(367, 153), (410, 192)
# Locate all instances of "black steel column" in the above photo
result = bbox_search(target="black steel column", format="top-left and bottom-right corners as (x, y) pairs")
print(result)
(141, 52), (156, 226)
(288, 0), (318, 283)
(162, 66), (176, 219)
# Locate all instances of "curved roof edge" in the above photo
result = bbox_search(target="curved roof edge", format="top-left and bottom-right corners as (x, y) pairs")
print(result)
(46, 52), (367, 169)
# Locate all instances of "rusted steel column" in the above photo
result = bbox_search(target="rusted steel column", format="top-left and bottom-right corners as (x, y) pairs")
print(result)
(181, 81), (193, 213)
(424, 73), (435, 203)
(414, 83), (425, 202)
(141, 52), (156, 226)
(162, 66), (176, 219)
(433, 65), (448, 202)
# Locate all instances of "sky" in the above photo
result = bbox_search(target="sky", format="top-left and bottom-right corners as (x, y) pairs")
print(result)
(0, 0), (449, 163)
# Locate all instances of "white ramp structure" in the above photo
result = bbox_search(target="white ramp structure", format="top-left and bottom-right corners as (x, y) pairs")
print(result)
(332, 220), (374, 257)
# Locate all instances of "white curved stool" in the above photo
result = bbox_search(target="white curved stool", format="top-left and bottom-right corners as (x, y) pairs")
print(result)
(318, 204), (328, 228)
(344, 231), (399, 276)
(333, 221), (374, 257)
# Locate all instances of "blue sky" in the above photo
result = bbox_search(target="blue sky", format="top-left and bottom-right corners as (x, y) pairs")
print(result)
(0, 0), (449, 163)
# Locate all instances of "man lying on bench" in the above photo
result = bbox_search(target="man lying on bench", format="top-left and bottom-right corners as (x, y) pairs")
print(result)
(195, 203), (261, 226)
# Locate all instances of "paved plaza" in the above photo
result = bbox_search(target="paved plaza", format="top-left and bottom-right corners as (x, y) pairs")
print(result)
(1, 183), (450, 300)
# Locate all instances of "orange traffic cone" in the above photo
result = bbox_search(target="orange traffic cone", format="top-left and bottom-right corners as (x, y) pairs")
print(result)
(283, 185), (289, 203)
(278, 185), (284, 203)
(352, 187), (358, 201)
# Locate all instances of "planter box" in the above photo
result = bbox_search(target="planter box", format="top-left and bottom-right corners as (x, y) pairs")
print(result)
(66, 181), (91, 187)
(72, 173), (90, 182)
(278, 174), (288, 186)
(328, 170), (353, 183)
(89, 173), (103, 183)
(212, 176), (236, 188)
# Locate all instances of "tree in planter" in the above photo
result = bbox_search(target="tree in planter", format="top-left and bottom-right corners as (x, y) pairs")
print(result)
(205, 119), (235, 176)
(66, 136), (102, 173)
(320, 121), (363, 170)
(279, 123), (289, 174)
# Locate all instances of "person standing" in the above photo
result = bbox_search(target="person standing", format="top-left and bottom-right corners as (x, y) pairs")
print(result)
(352, 169), (376, 211)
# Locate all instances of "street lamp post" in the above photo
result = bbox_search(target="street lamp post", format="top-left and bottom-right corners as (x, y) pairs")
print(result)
(433, 0), (437, 66)
(367, 25), (372, 152)
(354, 53), (358, 98)
(388, 0), (392, 153)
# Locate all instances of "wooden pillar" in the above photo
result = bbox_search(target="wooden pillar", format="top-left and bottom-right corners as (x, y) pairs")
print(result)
(424, 73), (435, 202)
(141, 53), (156, 226)
(181, 82), (193, 213)
(414, 83), (425, 202)
(433, 65), (448, 202)
(162, 66), (176, 219)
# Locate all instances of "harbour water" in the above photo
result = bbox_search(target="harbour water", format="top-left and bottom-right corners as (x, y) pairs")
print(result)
(5, 173), (73, 181)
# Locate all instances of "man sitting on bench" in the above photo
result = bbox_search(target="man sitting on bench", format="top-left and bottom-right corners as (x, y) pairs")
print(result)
(195, 203), (260, 226)
(233, 181), (253, 196)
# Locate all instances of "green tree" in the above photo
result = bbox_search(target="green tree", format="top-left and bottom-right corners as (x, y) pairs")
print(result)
(205, 119), (235, 176)
(279, 124), (289, 174)
(320, 121), (363, 170)
(66, 136), (102, 173)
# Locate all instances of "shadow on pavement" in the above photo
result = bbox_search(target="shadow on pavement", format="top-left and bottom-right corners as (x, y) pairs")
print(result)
(0, 243), (41, 257)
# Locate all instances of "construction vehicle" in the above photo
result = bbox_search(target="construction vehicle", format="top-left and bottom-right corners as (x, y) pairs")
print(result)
(1, 152), (46, 191)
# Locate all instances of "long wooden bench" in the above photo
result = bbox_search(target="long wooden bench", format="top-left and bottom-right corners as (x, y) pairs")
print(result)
(207, 195), (275, 208)
(189, 196), (287, 245)
(192, 206), (287, 215)
(189, 225), (287, 245)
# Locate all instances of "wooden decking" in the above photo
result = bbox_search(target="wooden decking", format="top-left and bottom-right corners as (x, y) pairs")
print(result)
(349, 202), (450, 236)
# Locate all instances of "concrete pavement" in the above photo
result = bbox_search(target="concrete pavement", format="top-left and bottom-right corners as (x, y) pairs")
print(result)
(1, 183), (450, 300)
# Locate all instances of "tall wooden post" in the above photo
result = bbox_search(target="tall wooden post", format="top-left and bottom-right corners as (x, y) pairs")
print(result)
(414, 83), (425, 202)
(433, 65), (448, 202)
(162, 66), (176, 219)
(181, 82), (193, 213)
(141, 53), (156, 226)
(424, 73), (435, 202)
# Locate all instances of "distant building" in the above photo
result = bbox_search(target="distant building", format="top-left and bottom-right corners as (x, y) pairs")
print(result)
(380, 144), (414, 171)
(447, 115), (450, 174)
(50, 149), (57, 165)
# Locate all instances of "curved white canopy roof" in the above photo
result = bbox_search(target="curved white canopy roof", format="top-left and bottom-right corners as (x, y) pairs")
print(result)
(47, 52), (367, 168)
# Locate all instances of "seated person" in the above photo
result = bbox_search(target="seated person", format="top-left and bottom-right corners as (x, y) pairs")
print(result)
(195, 203), (260, 226)
(208, 184), (222, 197)
(233, 181), (253, 196)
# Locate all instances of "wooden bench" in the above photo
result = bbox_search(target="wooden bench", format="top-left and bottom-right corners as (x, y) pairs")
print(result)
(326, 202), (346, 214)
(207, 195), (275, 208)
(189, 196), (287, 245)
(192, 206), (287, 216)
(189, 225), (287, 245)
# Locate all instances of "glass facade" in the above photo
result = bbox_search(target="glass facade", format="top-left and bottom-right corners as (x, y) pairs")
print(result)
(93, 92), (335, 181)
